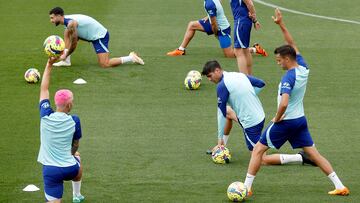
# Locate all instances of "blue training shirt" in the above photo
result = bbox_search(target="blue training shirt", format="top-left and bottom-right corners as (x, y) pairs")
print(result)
(229, 0), (251, 21)
(204, 0), (231, 32)
(278, 54), (309, 120)
(37, 99), (82, 167)
(217, 71), (265, 139)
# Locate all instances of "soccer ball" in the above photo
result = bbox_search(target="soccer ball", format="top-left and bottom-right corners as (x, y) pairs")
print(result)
(211, 146), (231, 164)
(184, 70), (202, 90)
(227, 181), (248, 202)
(43, 35), (65, 57)
(24, 68), (41, 83)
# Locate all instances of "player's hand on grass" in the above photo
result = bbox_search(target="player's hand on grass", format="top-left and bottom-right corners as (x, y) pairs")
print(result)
(272, 8), (282, 24)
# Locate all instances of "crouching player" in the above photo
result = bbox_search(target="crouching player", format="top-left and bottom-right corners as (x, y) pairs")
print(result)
(38, 57), (85, 203)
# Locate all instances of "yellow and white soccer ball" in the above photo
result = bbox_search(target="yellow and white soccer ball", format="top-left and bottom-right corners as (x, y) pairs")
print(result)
(24, 68), (41, 83)
(227, 181), (248, 202)
(43, 35), (65, 57)
(184, 70), (202, 90)
(211, 146), (231, 164)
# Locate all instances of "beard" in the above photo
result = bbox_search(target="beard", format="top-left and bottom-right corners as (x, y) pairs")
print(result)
(55, 22), (60, 26)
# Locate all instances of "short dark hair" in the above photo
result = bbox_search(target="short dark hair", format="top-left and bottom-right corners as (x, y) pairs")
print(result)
(49, 7), (64, 16)
(202, 60), (222, 75)
(274, 45), (296, 60)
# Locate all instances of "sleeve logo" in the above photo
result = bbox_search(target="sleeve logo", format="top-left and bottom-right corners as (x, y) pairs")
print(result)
(41, 102), (50, 109)
(281, 82), (291, 90)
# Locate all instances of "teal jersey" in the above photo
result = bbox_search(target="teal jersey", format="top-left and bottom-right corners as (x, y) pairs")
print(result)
(37, 100), (82, 167)
(204, 0), (231, 31)
(217, 72), (265, 138)
(64, 14), (107, 41)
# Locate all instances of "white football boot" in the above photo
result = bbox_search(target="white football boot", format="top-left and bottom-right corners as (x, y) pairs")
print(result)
(129, 52), (145, 65)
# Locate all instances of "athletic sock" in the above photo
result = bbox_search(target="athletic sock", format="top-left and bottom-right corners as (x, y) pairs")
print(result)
(244, 173), (255, 190)
(72, 180), (82, 197)
(249, 47), (256, 54)
(64, 49), (71, 63)
(120, 56), (133, 64)
(279, 154), (303, 164)
(223, 135), (229, 145)
(328, 172), (345, 189)
(178, 46), (185, 51)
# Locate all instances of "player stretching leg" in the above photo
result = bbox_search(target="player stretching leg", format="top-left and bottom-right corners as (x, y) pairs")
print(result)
(49, 7), (144, 68)
(202, 60), (310, 166)
(38, 57), (85, 203)
(167, 0), (267, 57)
(243, 9), (349, 197)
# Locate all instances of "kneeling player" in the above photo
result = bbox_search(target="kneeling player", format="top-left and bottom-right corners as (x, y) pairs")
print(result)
(167, 0), (267, 57)
(38, 57), (85, 202)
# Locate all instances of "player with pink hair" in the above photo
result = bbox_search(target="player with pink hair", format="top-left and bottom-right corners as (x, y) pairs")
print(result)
(38, 57), (85, 203)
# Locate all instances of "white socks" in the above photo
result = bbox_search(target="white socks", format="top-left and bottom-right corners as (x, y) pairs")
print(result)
(244, 173), (255, 190)
(279, 154), (303, 164)
(328, 172), (345, 189)
(64, 49), (71, 63)
(223, 135), (229, 145)
(120, 56), (133, 64)
(72, 180), (82, 196)
(178, 46), (185, 51)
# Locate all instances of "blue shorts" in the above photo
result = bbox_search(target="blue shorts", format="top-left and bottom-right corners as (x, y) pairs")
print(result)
(92, 32), (110, 54)
(259, 116), (314, 149)
(198, 19), (232, 48)
(233, 19), (252, 48)
(242, 119), (264, 151)
(42, 160), (80, 201)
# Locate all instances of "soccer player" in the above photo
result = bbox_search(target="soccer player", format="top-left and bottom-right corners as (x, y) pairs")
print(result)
(166, 0), (267, 57)
(48, 7), (144, 68)
(230, 0), (261, 75)
(202, 60), (313, 166)
(243, 9), (349, 197)
(38, 57), (85, 203)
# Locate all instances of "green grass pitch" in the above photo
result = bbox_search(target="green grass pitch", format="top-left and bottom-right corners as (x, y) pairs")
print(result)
(0, 0), (359, 202)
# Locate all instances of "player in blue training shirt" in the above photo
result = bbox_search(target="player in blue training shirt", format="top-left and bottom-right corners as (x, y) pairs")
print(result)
(229, 0), (262, 75)
(167, 0), (267, 57)
(202, 60), (312, 166)
(243, 9), (349, 198)
(48, 7), (144, 67)
(38, 57), (85, 203)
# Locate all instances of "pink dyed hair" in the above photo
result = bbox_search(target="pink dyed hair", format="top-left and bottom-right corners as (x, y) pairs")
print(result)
(54, 89), (73, 107)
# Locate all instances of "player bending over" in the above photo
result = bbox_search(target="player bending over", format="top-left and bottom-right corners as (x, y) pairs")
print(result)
(167, 0), (267, 58)
(202, 60), (313, 166)
(49, 7), (144, 68)
(243, 9), (349, 197)
(38, 57), (85, 203)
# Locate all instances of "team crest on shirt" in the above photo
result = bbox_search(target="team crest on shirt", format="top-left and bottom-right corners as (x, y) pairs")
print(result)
(41, 102), (50, 109)
(281, 82), (291, 90)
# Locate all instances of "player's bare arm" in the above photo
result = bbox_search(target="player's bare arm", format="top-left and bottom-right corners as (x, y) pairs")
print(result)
(71, 139), (79, 155)
(39, 57), (58, 101)
(272, 93), (289, 123)
(243, 0), (260, 30)
(210, 16), (219, 36)
(273, 8), (299, 53)
(65, 20), (78, 57)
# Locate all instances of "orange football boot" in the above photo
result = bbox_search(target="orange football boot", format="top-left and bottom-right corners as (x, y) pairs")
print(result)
(253, 43), (268, 57)
(328, 187), (350, 196)
(167, 49), (185, 56)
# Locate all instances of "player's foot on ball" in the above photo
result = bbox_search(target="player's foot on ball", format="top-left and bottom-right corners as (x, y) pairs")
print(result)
(129, 52), (145, 65)
(298, 151), (317, 166)
(53, 60), (71, 67)
(253, 43), (268, 57)
(167, 49), (185, 56)
(328, 187), (350, 196)
(73, 194), (85, 203)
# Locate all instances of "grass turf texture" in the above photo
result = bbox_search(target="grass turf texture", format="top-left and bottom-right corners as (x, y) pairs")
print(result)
(0, 0), (359, 202)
